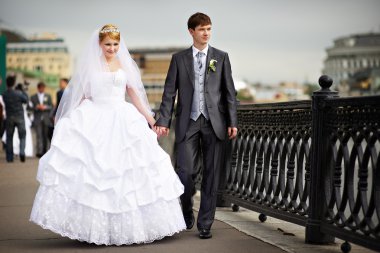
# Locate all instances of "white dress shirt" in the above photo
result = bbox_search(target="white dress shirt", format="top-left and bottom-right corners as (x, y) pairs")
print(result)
(37, 92), (45, 104)
(192, 44), (208, 70)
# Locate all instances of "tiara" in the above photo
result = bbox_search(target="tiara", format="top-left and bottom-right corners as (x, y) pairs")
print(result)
(99, 28), (120, 34)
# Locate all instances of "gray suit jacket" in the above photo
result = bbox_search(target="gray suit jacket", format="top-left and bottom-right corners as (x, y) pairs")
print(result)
(30, 93), (53, 126)
(156, 46), (237, 142)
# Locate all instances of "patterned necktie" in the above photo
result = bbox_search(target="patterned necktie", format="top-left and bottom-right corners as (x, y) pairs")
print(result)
(196, 51), (204, 69)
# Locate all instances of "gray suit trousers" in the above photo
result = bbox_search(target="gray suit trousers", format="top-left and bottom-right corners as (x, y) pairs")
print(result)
(176, 115), (224, 230)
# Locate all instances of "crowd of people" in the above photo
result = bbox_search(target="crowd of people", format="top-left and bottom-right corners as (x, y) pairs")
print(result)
(0, 76), (68, 162)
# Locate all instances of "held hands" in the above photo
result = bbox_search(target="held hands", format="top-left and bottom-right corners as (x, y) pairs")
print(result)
(228, 127), (238, 139)
(37, 104), (47, 110)
(154, 126), (169, 138)
(147, 118), (169, 138)
(153, 125), (236, 139)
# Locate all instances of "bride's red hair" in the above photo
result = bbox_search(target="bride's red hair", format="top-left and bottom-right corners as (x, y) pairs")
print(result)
(99, 24), (120, 42)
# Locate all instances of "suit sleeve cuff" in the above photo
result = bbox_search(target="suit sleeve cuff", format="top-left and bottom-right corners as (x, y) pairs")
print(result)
(155, 117), (171, 128)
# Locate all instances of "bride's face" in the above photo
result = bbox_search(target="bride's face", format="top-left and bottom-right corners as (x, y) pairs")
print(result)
(100, 36), (120, 60)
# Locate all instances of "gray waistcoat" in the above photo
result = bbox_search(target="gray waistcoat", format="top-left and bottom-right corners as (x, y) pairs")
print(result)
(190, 54), (209, 121)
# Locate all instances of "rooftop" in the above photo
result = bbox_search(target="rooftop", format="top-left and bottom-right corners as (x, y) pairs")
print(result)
(333, 32), (380, 48)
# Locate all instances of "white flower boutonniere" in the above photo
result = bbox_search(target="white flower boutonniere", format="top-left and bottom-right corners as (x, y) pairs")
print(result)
(208, 59), (217, 73)
(44, 97), (48, 102)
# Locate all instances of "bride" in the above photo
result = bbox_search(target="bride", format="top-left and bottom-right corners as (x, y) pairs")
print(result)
(30, 24), (186, 245)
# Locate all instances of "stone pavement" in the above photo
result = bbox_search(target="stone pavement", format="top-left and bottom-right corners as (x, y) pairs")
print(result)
(0, 152), (375, 253)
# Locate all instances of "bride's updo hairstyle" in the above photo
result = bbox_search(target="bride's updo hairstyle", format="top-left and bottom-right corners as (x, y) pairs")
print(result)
(99, 24), (120, 42)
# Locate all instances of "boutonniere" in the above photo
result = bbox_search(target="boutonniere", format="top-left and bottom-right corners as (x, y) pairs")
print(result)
(208, 59), (217, 73)
(43, 97), (48, 102)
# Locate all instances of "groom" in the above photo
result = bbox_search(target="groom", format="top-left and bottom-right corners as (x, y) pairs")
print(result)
(155, 12), (238, 239)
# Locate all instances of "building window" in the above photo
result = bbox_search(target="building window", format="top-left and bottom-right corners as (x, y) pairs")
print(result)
(140, 56), (146, 68)
(342, 59), (347, 68)
(362, 59), (367, 68)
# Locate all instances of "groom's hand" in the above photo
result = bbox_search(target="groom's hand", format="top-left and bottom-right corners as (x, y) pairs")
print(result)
(155, 126), (170, 137)
(228, 127), (238, 139)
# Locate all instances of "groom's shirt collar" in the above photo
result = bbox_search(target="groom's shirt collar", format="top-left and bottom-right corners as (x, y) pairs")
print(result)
(192, 44), (209, 57)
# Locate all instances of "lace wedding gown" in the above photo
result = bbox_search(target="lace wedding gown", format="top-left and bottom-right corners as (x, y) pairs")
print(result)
(30, 69), (186, 245)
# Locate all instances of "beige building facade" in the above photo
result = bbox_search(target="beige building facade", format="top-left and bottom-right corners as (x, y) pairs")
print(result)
(130, 47), (186, 108)
(6, 37), (71, 79)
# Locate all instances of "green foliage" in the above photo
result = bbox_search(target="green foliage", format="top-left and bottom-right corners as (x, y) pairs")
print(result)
(6, 68), (59, 88)
(237, 88), (254, 102)
(303, 83), (320, 96)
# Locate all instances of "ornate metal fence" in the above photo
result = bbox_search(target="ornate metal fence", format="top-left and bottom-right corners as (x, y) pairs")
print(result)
(318, 93), (380, 251)
(223, 100), (312, 226)
(195, 75), (380, 252)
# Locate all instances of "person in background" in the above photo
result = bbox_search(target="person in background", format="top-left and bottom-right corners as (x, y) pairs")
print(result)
(56, 78), (68, 112)
(2, 75), (28, 162)
(2, 83), (34, 157)
(0, 77), (6, 150)
(48, 78), (69, 140)
(30, 82), (53, 157)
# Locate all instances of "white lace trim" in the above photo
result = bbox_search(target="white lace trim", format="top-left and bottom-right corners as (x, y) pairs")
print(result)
(30, 186), (186, 245)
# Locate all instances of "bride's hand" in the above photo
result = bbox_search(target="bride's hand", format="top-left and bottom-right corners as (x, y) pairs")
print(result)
(148, 119), (160, 137)
(153, 126), (162, 138)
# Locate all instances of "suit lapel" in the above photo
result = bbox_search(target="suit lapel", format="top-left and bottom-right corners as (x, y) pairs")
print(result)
(32, 95), (38, 105)
(205, 46), (214, 84)
(183, 47), (195, 87)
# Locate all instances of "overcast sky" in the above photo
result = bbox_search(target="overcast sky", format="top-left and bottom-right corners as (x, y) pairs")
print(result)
(1, 0), (379, 84)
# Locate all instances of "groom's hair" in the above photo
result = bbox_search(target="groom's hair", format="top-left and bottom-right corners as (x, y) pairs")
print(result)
(188, 12), (212, 30)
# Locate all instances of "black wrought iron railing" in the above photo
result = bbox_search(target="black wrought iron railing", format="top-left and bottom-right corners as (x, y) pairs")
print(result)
(194, 75), (380, 252)
(224, 100), (312, 226)
(319, 95), (380, 250)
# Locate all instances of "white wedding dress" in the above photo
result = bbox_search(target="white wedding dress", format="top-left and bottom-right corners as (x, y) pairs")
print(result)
(30, 69), (186, 245)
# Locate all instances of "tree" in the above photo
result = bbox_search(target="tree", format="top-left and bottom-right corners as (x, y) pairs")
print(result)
(303, 83), (320, 97)
(237, 88), (254, 103)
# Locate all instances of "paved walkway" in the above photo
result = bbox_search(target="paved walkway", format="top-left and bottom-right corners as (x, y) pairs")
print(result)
(0, 152), (375, 253)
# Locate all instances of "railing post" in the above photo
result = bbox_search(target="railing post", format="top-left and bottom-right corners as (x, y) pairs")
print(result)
(216, 139), (232, 207)
(305, 75), (337, 243)
(216, 92), (239, 207)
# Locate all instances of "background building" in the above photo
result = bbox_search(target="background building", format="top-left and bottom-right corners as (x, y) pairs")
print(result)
(6, 32), (71, 85)
(0, 27), (71, 104)
(322, 33), (380, 96)
(130, 47), (186, 108)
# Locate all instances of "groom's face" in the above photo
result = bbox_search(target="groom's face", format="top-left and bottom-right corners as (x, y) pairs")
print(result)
(189, 24), (211, 46)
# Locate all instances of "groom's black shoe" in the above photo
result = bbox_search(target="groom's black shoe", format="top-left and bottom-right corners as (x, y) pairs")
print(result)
(20, 155), (25, 162)
(185, 214), (195, 230)
(199, 229), (212, 239)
